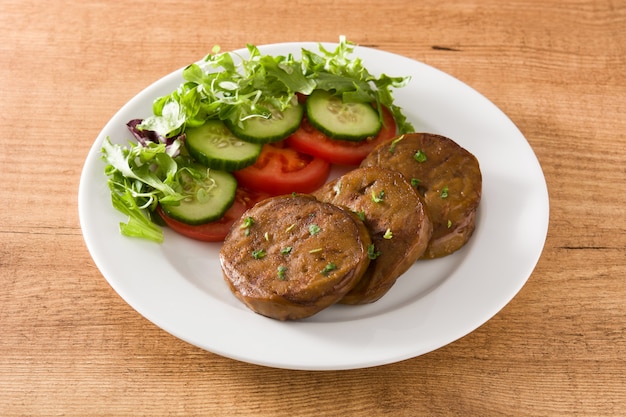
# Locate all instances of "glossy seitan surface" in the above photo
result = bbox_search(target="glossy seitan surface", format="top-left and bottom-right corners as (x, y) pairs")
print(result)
(220, 194), (371, 320)
(361, 133), (482, 259)
(313, 167), (432, 304)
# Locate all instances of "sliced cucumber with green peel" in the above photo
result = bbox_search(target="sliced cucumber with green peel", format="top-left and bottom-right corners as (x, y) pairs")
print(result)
(185, 120), (262, 171)
(160, 169), (237, 225)
(226, 103), (304, 143)
(306, 89), (382, 141)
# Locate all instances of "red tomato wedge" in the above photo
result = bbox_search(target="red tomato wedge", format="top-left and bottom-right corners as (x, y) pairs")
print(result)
(233, 142), (331, 195)
(157, 188), (269, 242)
(286, 105), (398, 166)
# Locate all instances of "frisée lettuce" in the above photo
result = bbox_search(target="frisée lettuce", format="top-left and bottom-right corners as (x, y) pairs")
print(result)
(102, 137), (212, 242)
(138, 36), (413, 140)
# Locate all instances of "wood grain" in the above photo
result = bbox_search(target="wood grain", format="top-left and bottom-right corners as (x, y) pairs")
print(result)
(1, 0), (625, 415)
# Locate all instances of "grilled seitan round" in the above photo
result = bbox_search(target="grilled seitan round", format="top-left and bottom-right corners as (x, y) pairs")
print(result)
(361, 133), (482, 259)
(313, 167), (432, 304)
(220, 194), (371, 320)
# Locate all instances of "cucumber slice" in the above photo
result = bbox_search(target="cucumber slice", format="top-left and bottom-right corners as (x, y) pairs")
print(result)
(185, 120), (262, 171)
(306, 89), (382, 141)
(226, 103), (304, 144)
(161, 169), (237, 225)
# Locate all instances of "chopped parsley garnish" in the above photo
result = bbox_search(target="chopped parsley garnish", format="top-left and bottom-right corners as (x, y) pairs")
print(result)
(367, 244), (381, 260)
(308, 224), (321, 235)
(280, 246), (292, 255)
(414, 150), (427, 163)
(440, 186), (449, 199)
(321, 262), (337, 276)
(354, 210), (366, 221)
(252, 249), (266, 259)
(371, 190), (385, 203)
(277, 265), (287, 280)
(241, 216), (255, 228)
(241, 216), (255, 236)
(410, 178), (421, 188)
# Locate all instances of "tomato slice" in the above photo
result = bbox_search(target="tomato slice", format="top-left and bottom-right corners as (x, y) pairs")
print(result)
(286, 105), (398, 166)
(233, 142), (331, 195)
(157, 188), (269, 242)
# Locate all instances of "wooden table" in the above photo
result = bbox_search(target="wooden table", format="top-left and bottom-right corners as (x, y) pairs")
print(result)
(2, 0), (624, 415)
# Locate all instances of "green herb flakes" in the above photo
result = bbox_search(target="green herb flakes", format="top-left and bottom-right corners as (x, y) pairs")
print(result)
(280, 246), (292, 255)
(371, 190), (385, 203)
(354, 210), (366, 221)
(367, 244), (381, 260)
(277, 265), (287, 280)
(411, 178), (421, 187)
(321, 262), (337, 276)
(241, 216), (255, 236)
(241, 217), (255, 228)
(383, 228), (393, 239)
(440, 186), (449, 199)
(309, 224), (321, 235)
(252, 249), (266, 259)
(414, 150), (427, 163)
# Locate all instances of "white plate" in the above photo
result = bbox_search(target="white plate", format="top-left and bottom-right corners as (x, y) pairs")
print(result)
(79, 42), (549, 370)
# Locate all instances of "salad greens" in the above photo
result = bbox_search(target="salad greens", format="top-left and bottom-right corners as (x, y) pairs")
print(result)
(102, 36), (414, 242)
(138, 36), (413, 139)
(102, 137), (211, 242)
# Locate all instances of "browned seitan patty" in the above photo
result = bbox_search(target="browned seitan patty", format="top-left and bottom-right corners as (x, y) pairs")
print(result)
(313, 167), (432, 304)
(220, 194), (371, 320)
(361, 133), (482, 259)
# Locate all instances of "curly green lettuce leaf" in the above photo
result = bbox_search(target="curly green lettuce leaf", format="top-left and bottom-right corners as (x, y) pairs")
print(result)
(138, 36), (414, 139)
(109, 186), (164, 243)
(101, 137), (207, 242)
(301, 37), (414, 132)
